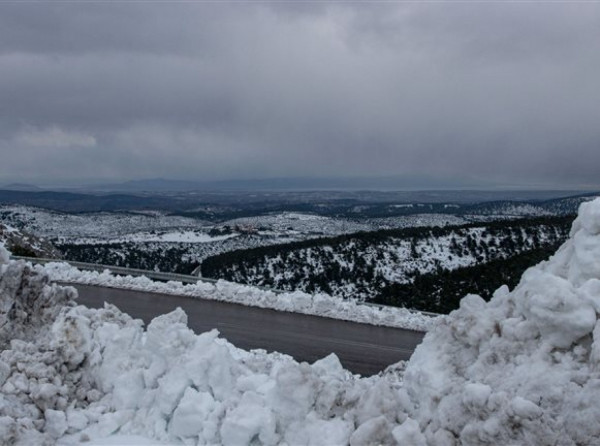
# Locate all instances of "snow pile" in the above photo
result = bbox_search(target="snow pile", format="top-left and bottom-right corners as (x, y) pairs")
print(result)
(0, 251), (411, 444)
(396, 198), (600, 445)
(0, 243), (9, 264)
(0, 259), (75, 347)
(42, 262), (437, 332)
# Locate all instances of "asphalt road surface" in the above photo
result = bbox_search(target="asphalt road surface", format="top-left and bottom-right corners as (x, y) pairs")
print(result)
(68, 283), (425, 376)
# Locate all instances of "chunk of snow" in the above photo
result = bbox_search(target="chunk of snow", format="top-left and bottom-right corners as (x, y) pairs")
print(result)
(392, 418), (427, 446)
(44, 409), (67, 438)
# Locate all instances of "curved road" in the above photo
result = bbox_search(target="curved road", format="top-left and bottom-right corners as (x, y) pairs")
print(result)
(68, 284), (425, 376)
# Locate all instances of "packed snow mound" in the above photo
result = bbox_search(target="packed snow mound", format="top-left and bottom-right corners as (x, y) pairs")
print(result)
(0, 247), (75, 347)
(0, 252), (412, 445)
(398, 198), (600, 445)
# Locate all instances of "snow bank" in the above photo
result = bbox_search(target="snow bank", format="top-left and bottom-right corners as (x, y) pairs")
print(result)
(397, 198), (600, 445)
(0, 250), (411, 445)
(41, 262), (437, 332)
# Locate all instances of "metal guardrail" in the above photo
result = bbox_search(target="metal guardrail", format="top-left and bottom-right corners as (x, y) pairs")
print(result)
(10, 255), (441, 318)
(10, 255), (216, 285)
(10, 255), (283, 294)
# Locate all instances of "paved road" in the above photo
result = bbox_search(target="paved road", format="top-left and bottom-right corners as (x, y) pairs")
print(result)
(68, 284), (425, 376)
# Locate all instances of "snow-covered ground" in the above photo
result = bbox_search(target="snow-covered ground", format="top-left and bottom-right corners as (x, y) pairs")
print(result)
(472, 203), (554, 217)
(85, 231), (238, 244)
(3, 198), (600, 444)
(0, 206), (208, 242)
(220, 212), (374, 236)
(365, 213), (469, 230)
(0, 205), (473, 246)
(0, 206), (375, 244)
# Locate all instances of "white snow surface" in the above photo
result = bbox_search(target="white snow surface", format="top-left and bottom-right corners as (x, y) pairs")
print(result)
(41, 262), (437, 332)
(105, 230), (238, 244)
(3, 198), (600, 445)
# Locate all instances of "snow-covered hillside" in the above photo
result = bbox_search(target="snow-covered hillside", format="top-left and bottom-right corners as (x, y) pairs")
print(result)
(0, 205), (474, 275)
(203, 218), (571, 300)
(0, 206), (208, 241)
(0, 223), (61, 258)
(2, 198), (600, 444)
(466, 195), (599, 217)
(365, 213), (471, 230)
(0, 206), (373, 244)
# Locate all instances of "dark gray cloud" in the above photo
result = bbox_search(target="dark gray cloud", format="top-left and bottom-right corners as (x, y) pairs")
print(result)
(1, 2), (599, 188)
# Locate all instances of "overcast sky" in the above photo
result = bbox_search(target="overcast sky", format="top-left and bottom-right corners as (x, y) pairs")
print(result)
(1, 1), (599, 188)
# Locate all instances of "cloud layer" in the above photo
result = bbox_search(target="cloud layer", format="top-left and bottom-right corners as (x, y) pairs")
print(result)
(1, 2), (599, 187)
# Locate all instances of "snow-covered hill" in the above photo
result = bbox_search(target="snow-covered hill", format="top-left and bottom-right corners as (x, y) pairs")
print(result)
(203, 217), (572, 300)
(0, 205), (472, 274)
(1, 199), (600, 444)
(0, 223), (61, 258)
(0, 206), (208, 241)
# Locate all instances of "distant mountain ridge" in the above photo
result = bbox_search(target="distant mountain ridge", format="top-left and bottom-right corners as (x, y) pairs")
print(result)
(0, 190), (178, 213)
(0, 183), (44, 191)
(21, 176), (596, 194)
(72, 175), (493, 192)
(0, 188), (597, 216)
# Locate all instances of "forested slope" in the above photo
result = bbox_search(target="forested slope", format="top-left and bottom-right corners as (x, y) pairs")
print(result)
(202, 216), (573, 302)
(371, 243), (562, 313)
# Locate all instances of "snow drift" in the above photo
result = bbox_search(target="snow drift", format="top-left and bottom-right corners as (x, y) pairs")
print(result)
(397, 198), (600, 445)
(2, 198), (600, 445)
